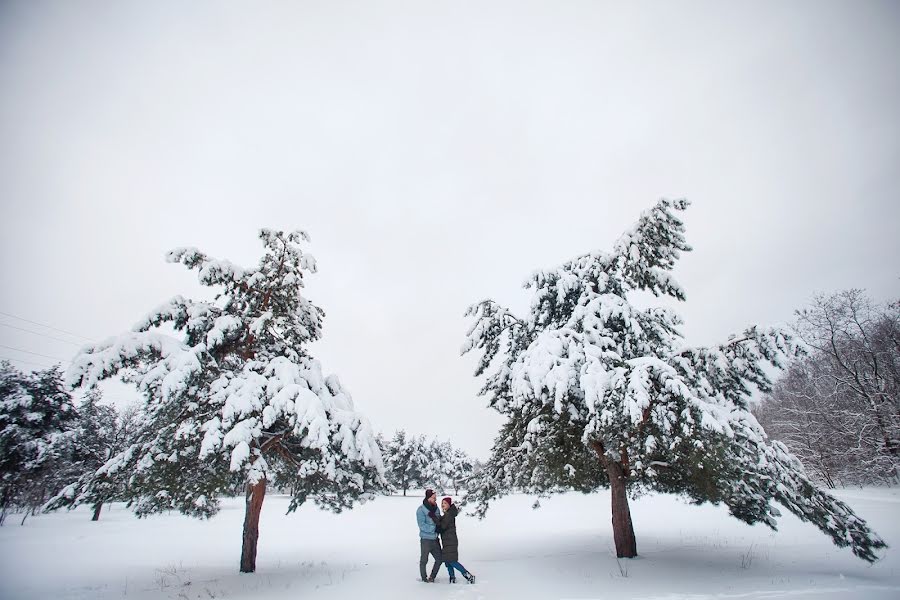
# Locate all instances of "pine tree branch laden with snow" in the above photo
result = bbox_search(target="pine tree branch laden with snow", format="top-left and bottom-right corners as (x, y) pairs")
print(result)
(462, 198), (886, 562)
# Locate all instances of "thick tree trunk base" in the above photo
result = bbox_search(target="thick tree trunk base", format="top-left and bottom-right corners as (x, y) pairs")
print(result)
(606, 459), (637, 558)
(592, 441), (637, 558)
(240, 477), (267, 573)
(91, 502), (103, 521)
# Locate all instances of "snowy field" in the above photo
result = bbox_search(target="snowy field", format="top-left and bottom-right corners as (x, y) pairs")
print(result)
(0, 488), (897, 600)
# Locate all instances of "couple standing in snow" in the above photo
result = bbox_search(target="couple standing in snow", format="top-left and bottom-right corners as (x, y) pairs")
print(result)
(416, 489), (476, 584)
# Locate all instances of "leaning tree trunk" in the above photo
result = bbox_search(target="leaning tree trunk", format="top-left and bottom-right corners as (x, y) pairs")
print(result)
(91, 501), (104, 521)
(240, 476), (267, 573)
(592, 441), (637, 558)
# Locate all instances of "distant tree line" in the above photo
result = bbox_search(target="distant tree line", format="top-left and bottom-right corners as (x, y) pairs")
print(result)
(754, 290), (899, 488)
(377, 430), (478, 496)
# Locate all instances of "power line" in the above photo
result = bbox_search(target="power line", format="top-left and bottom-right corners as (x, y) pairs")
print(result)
(0, 322), (84, 346)
(0, 355), (58, 368)
(0, 343), (69, 362)
(0, 310), (93, 342)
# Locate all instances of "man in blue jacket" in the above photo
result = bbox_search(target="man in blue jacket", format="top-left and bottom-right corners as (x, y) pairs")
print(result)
(417, 489), (443, 582)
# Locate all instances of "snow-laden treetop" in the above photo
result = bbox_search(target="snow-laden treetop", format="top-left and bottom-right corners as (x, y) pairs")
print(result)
(67, 229), (383, 517)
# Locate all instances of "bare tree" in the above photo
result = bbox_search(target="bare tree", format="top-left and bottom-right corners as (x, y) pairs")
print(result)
(756, 291), (899, 486)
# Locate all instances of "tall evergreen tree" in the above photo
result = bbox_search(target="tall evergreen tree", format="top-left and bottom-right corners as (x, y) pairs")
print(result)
(462, 199), (886, 562)
(383, 430), (425, 496)
(448, 445), (475, 495)
(0, 363), (78, 525)
(419, 438), (442, 489)
(66, 230), (385, 572)
(44, 391), (137, 521)
(0, 360), (29, 523)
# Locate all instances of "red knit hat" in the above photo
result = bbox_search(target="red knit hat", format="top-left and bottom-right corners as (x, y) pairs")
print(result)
(442, 496), (453, 506)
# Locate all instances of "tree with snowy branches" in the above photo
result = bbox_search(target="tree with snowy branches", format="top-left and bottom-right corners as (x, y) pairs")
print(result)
(45, 392), (140, 521)
(419, 438), (447, 490)
(0, 362), (78, 525)
(380, 431), (475, 496)
(462, 198), (886, 562)
(66, 230), (385, 572)
(447, 445), (476, 495)
(420, 439), (476, 493)
(382, 430), (427, 496)
(755, 290), (900, 487)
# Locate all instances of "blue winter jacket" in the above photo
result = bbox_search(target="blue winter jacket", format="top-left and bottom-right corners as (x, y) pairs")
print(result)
(416, 501), (440, 540)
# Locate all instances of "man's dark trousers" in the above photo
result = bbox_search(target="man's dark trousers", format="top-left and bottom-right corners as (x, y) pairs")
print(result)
(420, 538), (443, 581)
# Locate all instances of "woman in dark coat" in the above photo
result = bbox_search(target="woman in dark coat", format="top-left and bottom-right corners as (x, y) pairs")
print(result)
(438, 497), (475, 583)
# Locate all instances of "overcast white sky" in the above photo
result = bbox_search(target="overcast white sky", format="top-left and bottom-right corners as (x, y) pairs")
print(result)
(1, 1), (898, 458)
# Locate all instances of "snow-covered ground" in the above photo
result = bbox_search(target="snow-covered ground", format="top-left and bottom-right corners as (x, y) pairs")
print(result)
(1, 488), (897, 599)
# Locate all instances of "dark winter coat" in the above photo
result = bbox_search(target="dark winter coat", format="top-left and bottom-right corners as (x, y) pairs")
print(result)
(438, 504), (460, 563)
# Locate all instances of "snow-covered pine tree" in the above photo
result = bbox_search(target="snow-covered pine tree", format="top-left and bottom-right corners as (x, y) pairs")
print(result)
(0, 362), (78, 525)
(448, 446), (475, 495)
(462, 199), (886, 562)
(419, 438), (446, 490)
(380, 431), (475, 496)
(66, 230), (385, 572)
(0, 360), (30, 524)
(44, 390), (137, 521)
(383, 430), (425, 496)
(437, 441), (457, 490)
(423, 440), (463, 492)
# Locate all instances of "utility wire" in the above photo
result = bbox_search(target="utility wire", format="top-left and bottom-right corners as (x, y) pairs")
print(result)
(0, 343), (69, 362)
(0, 322), (84, 346)
(0, 355), (58, 368)
(0, 310), (93, 342)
